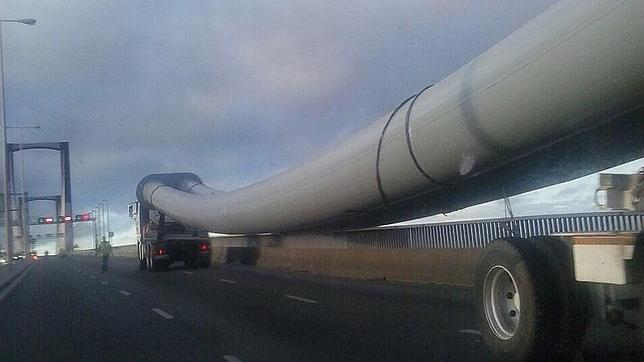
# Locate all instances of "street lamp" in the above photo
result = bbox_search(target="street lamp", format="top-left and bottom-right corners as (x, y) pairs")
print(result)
(103, 199), (111, 243)
(0, 17), (36, 264)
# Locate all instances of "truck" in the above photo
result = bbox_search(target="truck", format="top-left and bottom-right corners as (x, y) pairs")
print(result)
(128, 201), (211, 271)
(471, 171), (643, 360)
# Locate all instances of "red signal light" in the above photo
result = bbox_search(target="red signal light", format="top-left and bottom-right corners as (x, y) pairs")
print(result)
(199, 243), (210, 251)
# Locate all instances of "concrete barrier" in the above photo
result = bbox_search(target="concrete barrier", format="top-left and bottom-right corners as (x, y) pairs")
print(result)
(81, 239), (480, 287)
(212, 246), (481, 287)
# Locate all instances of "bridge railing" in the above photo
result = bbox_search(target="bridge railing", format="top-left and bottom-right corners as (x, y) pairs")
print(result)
(347, 211), (644, 249)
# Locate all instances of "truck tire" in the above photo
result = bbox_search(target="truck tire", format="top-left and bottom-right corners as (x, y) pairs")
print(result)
(529, 237), (589, 360)
(636, 232), (644, 357)
(149, 255), (161, 272)
(475, 238), (560, 361)
(185, 257), (198, 269)
(640, 283), (644, 358)
(145, 244), (160, 272)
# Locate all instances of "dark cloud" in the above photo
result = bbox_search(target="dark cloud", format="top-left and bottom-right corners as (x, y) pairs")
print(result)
(1, 0), (579, 245)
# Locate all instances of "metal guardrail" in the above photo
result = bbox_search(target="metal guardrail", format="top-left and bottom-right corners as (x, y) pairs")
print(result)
(347, 212), (644, 249)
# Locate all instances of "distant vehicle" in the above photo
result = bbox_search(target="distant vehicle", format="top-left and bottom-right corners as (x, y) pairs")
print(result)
(129, 201), (210, 272)
(29, 251), (38, 261)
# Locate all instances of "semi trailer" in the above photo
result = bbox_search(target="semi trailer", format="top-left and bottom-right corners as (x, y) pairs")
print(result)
(472, 171), (643, 360)
(128, 201), (210, 271)
(134, 0), (644, 359)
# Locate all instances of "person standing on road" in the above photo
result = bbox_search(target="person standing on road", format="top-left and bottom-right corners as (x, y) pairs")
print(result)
(98, 237), (113, 272)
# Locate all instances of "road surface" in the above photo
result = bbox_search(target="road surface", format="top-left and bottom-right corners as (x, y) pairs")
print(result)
(0, 256), (639, 361)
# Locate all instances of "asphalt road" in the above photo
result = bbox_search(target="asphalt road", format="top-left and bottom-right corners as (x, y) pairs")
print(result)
(0, 256), (639, 361)
(0, 256), (489, 362)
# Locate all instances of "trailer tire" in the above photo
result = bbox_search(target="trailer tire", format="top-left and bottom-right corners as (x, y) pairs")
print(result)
(640, 282), (644, 358)
(150, 256), (160, 272)
(145, 244), (152, 271)
(185, 257), (198, 269)
(138, 246), (146, 271)
(158, 261), (169, 271)
(146, 244), (160, 272)
(475, 238), (559, 361)
(529, 237), (589, 360)
(636, 232), (644, 356)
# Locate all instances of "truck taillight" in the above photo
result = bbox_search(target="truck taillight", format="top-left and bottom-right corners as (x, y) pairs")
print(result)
(154, 247), (165, 256)
(199, 243), (210, 251)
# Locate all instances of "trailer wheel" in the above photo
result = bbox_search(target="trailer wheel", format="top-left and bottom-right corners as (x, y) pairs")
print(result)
(145, 243), (160, 272)
(530, 237), (589, 360)
(149, 255), (161, 272)
(145, 244), (152, 271)
(138, 246), (146, 271)
(636, 232), (644, 356)
(640, 282), (644, 357)
(475, 238), (558, 361)
(185, 257), (198, 269)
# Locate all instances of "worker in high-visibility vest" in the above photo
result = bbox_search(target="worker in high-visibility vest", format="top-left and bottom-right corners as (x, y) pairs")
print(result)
(98, 237), (113, 272)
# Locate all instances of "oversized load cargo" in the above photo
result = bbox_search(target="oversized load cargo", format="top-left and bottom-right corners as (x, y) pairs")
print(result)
(137, 0), (644, 235)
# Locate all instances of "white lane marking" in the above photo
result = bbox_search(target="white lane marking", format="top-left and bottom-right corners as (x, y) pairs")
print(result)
(101, 281), (108, 285)
(223, 355), (241, 362)
(459, 329), (482, 336)
(152, 308), (174, 320)
(182, 271), (194, 275)
(284, 294), (319, 304)
(218, 278), (237, 284)
(119, 290), (131, 296)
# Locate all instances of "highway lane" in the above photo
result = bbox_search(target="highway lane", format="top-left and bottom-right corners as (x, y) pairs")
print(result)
(0, 256), (487, 361)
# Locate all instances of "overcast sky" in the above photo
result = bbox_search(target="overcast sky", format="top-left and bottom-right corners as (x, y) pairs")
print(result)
(1, 1), (640, 252)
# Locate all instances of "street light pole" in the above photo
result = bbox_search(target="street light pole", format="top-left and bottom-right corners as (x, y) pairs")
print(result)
(103, 199), (111, 243)
(0, 18), (35, 264)
(0, 21), (12, 264)
(91, 208), (97, 250)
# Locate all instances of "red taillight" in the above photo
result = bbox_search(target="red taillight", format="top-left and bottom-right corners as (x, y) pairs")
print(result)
(199, 243), (210, 251)
(154, 247), (165, 256)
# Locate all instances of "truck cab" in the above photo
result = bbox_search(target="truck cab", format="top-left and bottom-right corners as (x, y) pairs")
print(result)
(128, 201), (211, 271)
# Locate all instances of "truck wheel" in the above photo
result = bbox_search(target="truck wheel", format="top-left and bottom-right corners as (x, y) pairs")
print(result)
(640, 283), (644, 357)
(185, 257), (198, 269)
(150, 256), (160, 272)
(529, 237), (589, 360)
(475, 238), (558, 361)
(635, 232), (644, 357)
